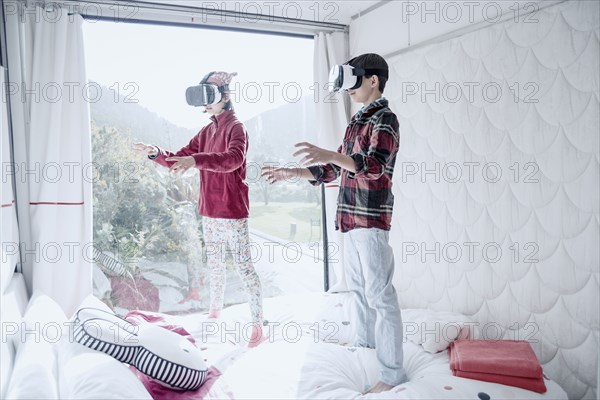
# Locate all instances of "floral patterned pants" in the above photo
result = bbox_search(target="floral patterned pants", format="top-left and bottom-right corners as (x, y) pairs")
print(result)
(202, 217), (263, 324)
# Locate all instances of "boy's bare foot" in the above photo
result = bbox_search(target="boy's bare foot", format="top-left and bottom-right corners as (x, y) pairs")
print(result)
(364, 381), (394, 394)
(248, 325), (267, 348)
(208, 309), (221, 319)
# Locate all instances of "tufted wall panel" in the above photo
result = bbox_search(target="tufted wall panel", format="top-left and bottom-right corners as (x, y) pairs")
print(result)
(385, 1), (599, 399)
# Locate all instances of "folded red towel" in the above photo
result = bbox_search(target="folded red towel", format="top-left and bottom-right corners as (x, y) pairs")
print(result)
(449, 340), (542, 378)
(449, 340), (547, 394)
(452, 369), (547, 394)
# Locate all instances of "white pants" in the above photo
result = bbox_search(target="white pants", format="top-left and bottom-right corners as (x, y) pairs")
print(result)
(343, 228), (407, 386)
(203, 217), (263, 324)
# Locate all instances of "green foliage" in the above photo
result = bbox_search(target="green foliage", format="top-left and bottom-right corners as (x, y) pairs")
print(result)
(91, 124), (203, 269)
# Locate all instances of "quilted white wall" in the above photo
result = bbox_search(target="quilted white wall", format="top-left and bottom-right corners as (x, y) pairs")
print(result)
(380, 1), (599, 399)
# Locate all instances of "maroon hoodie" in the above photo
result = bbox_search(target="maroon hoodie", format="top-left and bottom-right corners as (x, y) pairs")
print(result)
(151, 111), (249, 219)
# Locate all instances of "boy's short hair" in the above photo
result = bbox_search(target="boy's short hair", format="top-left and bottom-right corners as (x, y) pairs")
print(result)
(345, 53), (389, 93)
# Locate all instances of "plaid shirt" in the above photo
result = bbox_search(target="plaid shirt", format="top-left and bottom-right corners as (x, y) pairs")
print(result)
(308, 97), (399, 233)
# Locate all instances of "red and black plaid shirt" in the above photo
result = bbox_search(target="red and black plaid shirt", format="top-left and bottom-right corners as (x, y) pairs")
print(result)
(308, 97), (399, 233)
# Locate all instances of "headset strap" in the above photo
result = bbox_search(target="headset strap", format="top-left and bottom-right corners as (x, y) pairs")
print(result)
(200, 71), (229, 92)
(353, 68), (389, 79)
(199, 71), (214, 84)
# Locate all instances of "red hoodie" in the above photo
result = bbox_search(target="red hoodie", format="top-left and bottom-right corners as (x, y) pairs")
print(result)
(151, 111), (249, 219)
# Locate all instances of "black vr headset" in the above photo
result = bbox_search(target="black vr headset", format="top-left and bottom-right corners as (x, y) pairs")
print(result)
(328, 64), (389, 93)
(185, 72), (228, 107)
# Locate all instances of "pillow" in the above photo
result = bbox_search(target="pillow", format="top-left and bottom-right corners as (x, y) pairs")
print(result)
(70, 293), (113, 316)
(0, 339), (15, 399)
(0, 273), (28, 351)
(59, 297), (152, 399)
(72, 307), (208, 391)
(402, 309), (474, 353)
(58, 342), (152, 400)
(314, 292), (357, 346)
(5, 292), (67, 399)
(0, 274), (27, 398)
(315, 294), (474, 353)
(135, 323), (208, 390)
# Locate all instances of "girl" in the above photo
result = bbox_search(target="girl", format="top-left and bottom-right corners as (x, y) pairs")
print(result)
(134, 71), (265, 347)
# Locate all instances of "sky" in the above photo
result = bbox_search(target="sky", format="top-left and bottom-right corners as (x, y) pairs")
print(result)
(82, 20), (314, 129)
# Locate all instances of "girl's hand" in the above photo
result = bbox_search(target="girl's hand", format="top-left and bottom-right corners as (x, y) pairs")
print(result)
(166, 156), (196, 174)
(133, 142), (158, 157)
(261, 166), (292, 184)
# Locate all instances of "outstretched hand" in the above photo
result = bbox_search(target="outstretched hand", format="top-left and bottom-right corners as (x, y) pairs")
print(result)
(261, 166), (291, 184)
(165, 156), (195, 174)
(132, 142), (158, 156)
(293, 142), (335, 166)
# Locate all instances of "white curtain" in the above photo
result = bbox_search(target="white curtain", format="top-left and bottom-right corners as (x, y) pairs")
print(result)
(313, 32), (350, 292)
(1, 66), (20, 295)
(6, 4), (93, 315)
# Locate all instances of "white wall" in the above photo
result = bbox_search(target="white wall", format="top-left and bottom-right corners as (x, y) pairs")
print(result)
(350, 1), (599, 399)
(350, 1), (562, 57)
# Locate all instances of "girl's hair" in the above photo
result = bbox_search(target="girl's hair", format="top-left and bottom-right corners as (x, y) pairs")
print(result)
(220, 87), (234, 112)
(223, 98), (234, 112)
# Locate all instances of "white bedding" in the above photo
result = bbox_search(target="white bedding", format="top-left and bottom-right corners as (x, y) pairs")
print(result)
(0, 273), (29, 399)
(4, 290), (568, 399)
(177, 292), (568, 400)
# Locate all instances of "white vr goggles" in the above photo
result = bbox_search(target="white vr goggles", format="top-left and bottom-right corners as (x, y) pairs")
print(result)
(328, 64), (389, 93)
(185, 72), (227, 107)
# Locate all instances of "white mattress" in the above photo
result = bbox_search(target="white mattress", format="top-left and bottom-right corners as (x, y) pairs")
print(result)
(177, 292), (568, 399)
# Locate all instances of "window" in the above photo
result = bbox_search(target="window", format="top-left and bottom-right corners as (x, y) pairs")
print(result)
(84, 21), (324, 315)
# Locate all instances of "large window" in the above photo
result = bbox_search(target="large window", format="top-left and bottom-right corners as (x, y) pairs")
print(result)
(84, 22), (324, 315)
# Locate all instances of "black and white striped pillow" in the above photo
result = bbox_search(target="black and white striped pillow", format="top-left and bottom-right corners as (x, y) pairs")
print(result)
(73, 308), (208, 391)
(74, 308), (139, 364)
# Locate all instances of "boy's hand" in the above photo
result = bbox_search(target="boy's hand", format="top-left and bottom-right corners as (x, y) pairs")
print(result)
(293, 142), (335, 166)
(132, 142), (158, 157)
(166, 156), (195, 174)
(261, 167), (291, 184)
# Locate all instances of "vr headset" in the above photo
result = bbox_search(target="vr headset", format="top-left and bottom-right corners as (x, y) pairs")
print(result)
(185, 72), (228, 107)
(328, 64), (389, 93)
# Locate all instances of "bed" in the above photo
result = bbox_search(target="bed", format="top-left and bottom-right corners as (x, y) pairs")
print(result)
(1, 285), (568, 400)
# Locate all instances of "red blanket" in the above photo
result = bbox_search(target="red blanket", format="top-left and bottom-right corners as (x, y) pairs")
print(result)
(448, 340), (547, 393)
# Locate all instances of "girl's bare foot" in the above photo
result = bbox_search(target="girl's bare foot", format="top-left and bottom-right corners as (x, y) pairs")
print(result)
(364, 381), (394, 393)
(248, 325), (267, 348)
(179, 288), (201, 303)
(208, 309), (221, 319)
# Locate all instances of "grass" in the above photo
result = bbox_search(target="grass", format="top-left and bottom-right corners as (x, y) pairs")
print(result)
(249, 202), (322, 243)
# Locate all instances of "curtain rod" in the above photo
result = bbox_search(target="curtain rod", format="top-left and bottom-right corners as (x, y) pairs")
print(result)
(77, 13), (317, 39)
(51, 0), (347, 33)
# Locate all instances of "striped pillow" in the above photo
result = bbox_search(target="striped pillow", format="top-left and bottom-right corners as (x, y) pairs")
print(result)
(73, 308), (208, 391)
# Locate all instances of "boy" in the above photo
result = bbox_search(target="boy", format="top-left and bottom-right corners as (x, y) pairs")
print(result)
(262, 53), (407, 393)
